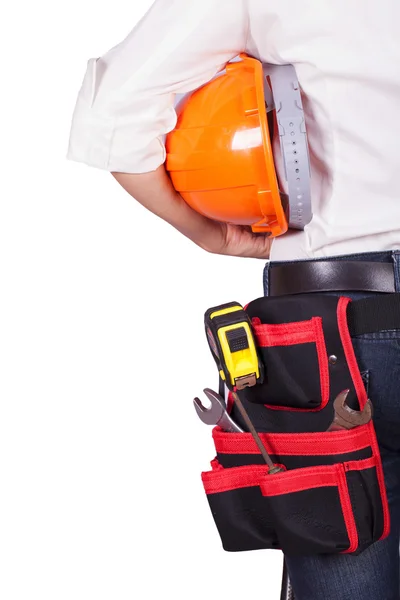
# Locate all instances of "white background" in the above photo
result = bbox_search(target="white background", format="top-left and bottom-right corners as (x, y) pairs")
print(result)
(1, 1), (283, 598)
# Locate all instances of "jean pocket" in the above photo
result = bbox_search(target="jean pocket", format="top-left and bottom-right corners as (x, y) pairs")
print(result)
(360, 370), (370, 394)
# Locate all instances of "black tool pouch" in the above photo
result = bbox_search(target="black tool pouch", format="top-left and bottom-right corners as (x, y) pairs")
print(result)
(200, 295), (390, 556)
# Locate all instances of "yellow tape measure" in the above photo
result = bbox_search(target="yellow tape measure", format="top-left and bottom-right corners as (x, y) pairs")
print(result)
(204, 302), (264, 391)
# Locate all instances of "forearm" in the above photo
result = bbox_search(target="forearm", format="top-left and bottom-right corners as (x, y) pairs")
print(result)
(111, 166), (218, 250)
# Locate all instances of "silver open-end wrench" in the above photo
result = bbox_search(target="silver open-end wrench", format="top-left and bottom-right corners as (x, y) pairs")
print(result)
(193, 388), (244, 433)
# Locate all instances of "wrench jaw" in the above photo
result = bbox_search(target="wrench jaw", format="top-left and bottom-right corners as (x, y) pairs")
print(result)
(327, 389), (373, 432)
(193, 395), (224, 426)
(193, 389), (244, 433)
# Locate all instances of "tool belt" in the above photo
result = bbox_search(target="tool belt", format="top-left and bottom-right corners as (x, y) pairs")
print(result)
(199, 293), (400, 556)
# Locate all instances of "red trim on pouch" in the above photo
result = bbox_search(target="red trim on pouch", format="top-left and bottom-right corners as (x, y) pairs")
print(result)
(212, 425), (372, 456)
(337, 297), (390, 541)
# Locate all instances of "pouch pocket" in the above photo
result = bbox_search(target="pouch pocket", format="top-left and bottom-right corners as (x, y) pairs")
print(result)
(202, 456), (382, 555)
(250, 316), (329, 411)
(201, 425), (389, 555)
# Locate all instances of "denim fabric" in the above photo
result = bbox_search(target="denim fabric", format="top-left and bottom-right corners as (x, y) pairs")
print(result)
(263, 251), (400, 600)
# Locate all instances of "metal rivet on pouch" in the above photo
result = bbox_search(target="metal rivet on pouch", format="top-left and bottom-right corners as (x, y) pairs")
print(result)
(329, 355), (338, 365)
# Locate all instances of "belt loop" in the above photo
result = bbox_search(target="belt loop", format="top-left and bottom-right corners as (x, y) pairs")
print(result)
(263, 260), (271, 297)
(392, 251), (400, 292)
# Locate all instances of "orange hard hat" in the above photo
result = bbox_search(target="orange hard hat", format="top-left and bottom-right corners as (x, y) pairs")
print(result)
(165, 54), (311, 237)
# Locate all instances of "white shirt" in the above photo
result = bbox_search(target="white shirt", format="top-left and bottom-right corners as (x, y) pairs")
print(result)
(66, 0), (400, 261)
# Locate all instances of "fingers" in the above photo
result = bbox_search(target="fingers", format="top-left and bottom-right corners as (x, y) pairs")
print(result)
(196, 222), (272, 258)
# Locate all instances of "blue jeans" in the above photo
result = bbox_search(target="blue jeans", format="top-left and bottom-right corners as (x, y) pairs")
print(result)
(263, 251), (400, 600)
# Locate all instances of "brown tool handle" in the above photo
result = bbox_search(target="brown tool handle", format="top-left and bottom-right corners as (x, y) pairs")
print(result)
(232, 392), (283, 474)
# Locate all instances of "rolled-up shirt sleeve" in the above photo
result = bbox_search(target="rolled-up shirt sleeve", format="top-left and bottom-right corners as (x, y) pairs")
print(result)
(66, 0), (248, 173)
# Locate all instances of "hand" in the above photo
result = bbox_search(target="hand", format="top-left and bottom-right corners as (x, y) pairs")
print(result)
(198, 220), (272, 259)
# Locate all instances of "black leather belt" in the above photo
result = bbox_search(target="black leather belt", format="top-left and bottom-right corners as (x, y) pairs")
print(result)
(268, 260), (400, 335)
(268, 260), (396, 296)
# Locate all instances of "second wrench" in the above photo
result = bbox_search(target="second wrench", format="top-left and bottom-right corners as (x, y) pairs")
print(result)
(193, 388), (244, 433)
